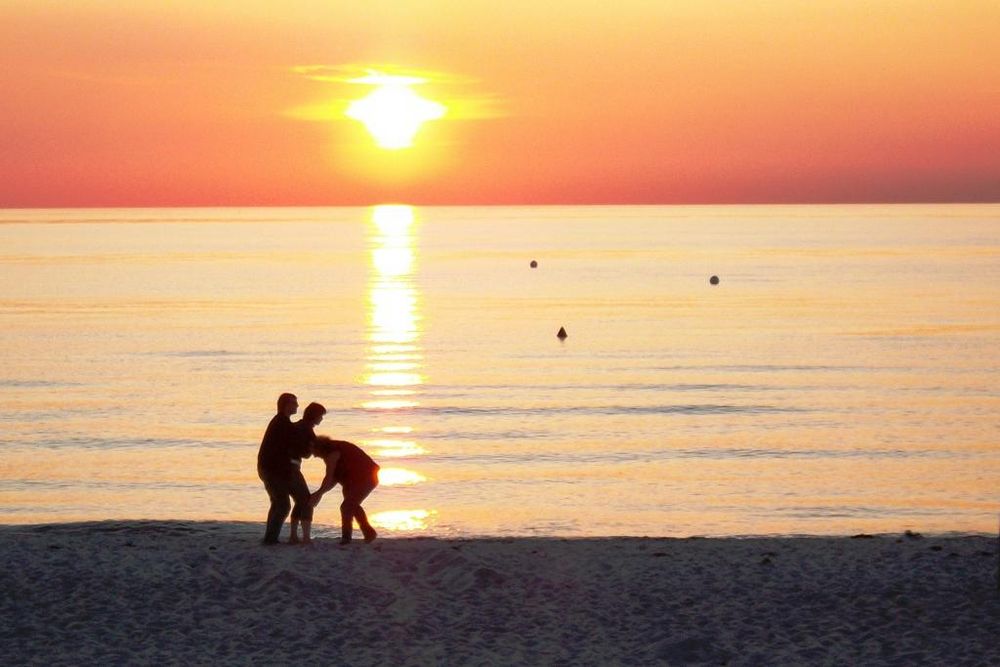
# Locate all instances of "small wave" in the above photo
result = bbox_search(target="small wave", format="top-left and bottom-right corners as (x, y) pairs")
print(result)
(670, 447), (956, 460)
(655, 364), (873, 373)
(12, 520), (261, 537)
(771, 505), (971, 519)
(0, 379), (83, 388)
(354, 404), (806, 417)
(417, 447), (956, 466)
(586, 404), (805, 415)
(156, 350), (248, 358)
(420, 429), (550, 441)
(417, 382), (771, 392)
(0, 479), (247, 492)
(0, 436), (253, 451)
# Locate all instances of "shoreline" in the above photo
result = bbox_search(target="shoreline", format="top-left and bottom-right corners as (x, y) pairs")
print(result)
(1, 518), (995, 540)
(2, 521), (997, 665)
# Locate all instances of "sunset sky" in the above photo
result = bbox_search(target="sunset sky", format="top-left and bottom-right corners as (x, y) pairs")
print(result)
(2, 1), (998, 207)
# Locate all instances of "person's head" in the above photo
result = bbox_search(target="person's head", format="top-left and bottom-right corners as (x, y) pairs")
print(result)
(302, 402), (327, 427)
(311, 435), (333, 458)
(277, 393), (298, 416)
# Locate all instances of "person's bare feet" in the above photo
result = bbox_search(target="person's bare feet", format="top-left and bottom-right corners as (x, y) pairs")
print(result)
(363, 528), (378, 544)
(288, 536), (300, 545)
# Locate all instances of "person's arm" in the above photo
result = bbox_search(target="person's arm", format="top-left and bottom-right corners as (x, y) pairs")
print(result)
(310, 452), (341, 506)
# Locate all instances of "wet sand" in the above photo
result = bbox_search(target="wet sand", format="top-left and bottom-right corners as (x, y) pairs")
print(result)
(0, 522), (997, 665)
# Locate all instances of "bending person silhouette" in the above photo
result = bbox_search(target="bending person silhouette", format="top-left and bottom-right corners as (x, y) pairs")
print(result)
(311, 436), (380, 545)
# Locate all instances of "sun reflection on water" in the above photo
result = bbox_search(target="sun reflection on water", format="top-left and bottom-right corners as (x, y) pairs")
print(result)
(371, 509), (437, 532)
(364, 439), (427, 458)
(362, 398), (419, 410)
(366, 372), (423, 386)
(370, 362), (420, 371)
(365, 205), (434, 529)
(377, 468), (427, 486)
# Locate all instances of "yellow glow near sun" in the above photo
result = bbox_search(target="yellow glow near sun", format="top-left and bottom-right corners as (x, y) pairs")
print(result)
(346, 73), (446, 150)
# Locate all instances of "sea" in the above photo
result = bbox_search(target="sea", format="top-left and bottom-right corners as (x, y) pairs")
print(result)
(1, 204), (997, 537)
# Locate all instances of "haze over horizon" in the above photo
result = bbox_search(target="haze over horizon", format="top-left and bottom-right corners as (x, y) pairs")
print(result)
(2, 1), (998, 208)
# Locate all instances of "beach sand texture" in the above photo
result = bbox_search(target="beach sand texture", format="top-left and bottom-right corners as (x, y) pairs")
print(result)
(1, 522), (997, 666)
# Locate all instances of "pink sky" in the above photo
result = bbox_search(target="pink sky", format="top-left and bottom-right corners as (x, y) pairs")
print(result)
(2, 1), (998, 206)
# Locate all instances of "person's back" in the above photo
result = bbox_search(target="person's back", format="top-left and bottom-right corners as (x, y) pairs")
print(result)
(257, 412), (295, 475)
(331, 440), (380, 482)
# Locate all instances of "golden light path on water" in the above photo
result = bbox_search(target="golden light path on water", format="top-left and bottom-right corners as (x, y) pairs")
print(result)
(362, 205), (435, 533)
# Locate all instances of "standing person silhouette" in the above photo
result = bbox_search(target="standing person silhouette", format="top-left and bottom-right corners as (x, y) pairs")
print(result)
(256, 392), (301, 545)
(310, 437), (380, 545)
(288, 402), (326, 545)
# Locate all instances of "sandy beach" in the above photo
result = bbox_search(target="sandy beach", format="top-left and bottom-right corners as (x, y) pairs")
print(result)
(0, 522), (997, 665)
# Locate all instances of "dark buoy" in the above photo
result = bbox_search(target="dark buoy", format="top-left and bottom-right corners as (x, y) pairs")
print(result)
(530, 260), (538, 268)
(709, 275), (720, 285)
(556, 326), (568, 340)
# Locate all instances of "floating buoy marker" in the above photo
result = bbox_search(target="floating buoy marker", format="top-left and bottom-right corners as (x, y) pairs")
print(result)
(530, 260), (538, 268)
(709, 275), (720, 285)
(557, 326), (568, 340)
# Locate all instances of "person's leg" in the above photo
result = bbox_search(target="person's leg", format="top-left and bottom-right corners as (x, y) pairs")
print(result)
(289, 503), (300, 544)
(262, 473), (292, 544)
(288, 469), (312, 545)
(340, 476), (378, 544)
(356, 474), (379, 542)
(339, 494), (355, 544)
(355, 505), (376, 543)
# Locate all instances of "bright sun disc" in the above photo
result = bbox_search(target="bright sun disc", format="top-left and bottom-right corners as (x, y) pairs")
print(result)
(346, 73), (446, 150)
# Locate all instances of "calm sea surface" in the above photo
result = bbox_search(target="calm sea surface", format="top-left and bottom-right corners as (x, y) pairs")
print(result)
(0, 205), (997, 537)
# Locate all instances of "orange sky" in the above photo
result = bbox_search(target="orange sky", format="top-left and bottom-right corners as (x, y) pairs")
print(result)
(1, 1), (998, 206)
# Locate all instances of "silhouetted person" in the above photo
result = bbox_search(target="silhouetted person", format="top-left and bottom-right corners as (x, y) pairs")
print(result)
(256, 392), (301, 545)
(288, 402), (326, 545)
(311, 437), (380, 545)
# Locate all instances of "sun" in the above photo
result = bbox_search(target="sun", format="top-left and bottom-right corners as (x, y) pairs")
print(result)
(346, 73), (446, 150)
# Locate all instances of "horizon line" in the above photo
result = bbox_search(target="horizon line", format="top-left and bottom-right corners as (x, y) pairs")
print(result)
(3, 200), (1000, 212)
